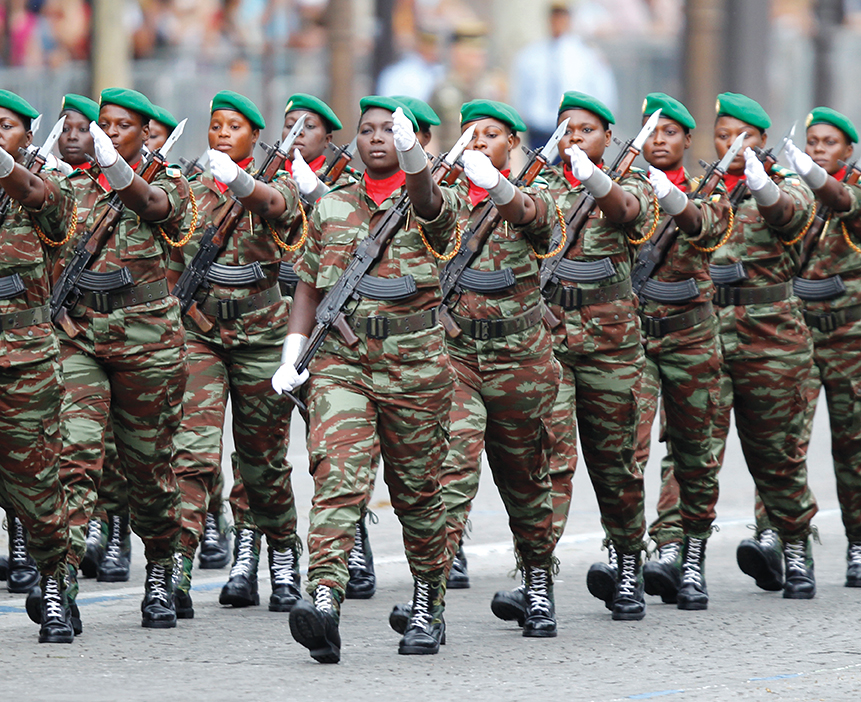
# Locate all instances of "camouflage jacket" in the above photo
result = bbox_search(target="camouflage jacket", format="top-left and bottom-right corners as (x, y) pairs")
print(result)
(0, 170), (76, 367)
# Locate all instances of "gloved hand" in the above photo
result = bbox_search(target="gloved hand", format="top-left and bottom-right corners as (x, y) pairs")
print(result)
(462, 149), (500, 189)
(271, 333), (310, 394)
(392, 106), (416, 152)
(0, 144), (15, 178)
(566, 144), (612, 198)
(292, 148), (320, 195)
(208, 148), (256, 198)
(89, 122), (118, 168)
(785, 140), (828, 190)
(648, 165), (688, 216)
(744, 147), (780, 207)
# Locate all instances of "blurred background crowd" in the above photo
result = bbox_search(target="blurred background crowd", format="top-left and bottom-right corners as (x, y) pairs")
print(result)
(1, 1), (861, 165)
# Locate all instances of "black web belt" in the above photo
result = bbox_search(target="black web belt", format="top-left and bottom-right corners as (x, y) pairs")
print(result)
(641, 301), (714, 338)
(450, 304), (543, 340)
(348, 308), (438, 339)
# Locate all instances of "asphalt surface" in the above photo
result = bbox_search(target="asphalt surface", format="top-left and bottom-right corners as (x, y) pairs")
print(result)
(2, 390), (860, 702)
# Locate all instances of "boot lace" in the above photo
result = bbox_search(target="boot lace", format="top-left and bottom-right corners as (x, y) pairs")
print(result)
(526, 566), (552, 617)
(681, 538), (704, 587)
(103, 516), (123, 561)
(617, 553), (639, 598)
(202, 513), (222, 548)
(849, 543), (861, 566)
(229, 529), (257, 579)
(657, 541), (681, 564)
(43, 576), (65, 621)
(270, 549), (296, 586)
(784, 541), (807, 576)
(172, 553), (183, 589)
(409, 579), (433, 631)
(758, 528), (780, 550)
(146, 564), (169, 604)
(347, 521), (366, 570)
(86, 519), (102, 546)
(11, 517), (27, 564)
(607, 543), (618, 570)
(313, 585), (335, 614)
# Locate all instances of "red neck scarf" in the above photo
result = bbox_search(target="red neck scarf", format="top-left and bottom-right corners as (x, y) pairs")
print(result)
(563, 162), (603, 190)
(834, 166), (847, 182)
(722, 172), (746, 194)
(284, 153), (327, 176)
(214, 156), (254, 194)
(468, 168), (511, 207)
(664, 166), (688, 192)
(98, 159), (141, 192)
(363, 170), (406, 206)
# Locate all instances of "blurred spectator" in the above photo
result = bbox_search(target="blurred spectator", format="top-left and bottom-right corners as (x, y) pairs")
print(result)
(511, 2), (618, 149)
(376, 28), (444, 102)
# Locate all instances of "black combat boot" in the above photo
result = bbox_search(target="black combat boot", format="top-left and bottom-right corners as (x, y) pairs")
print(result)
(173, 554), (194, 619)
(141, 561), (177, 628)
(644, 540), (682, 604)
(268, 545), (302, 612)
(398, 577), (445, 654)
(38, 573), (74, 644)
(0, 553), (7, 580)
(783, 537), (815, 600)
(522, 564), (557, 638)
(447, 541), (470, 590)
(388, 599), (412, 634)
(612, 551), (646, 621)
(97, 514), (131, 582)
(345, 513), (376, 599)
(586, 543), (617, 610)
(289, 585), (341, 663)
(27, 564), (82, 636)
(846, 543), (861, 588)
(676, 537), (708, 610)
(80, 518), (106, 578)
(7, 513), (39, 593)
(198, 511), (231, 570)
(219, 528), (260, 607)
(490, 570), (527, 626)
(736, 528), (784, 591)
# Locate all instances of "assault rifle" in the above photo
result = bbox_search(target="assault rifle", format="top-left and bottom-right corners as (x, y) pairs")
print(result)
(320, 136), (357, 186)
(171, 114), (308, 332)
(437, 119), (568, 338)
(51, 119), (187, 337)
(0, 114), (57, 228)
(630, 131), (746, 297)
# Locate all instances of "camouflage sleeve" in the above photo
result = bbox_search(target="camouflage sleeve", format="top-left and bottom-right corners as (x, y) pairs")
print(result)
(23, 171), (77, 242)
(147, 168), (190, 234)
(688, 190), (731, 249)
(512, 185), (555, 253)
(621, 171), (658, 235)
(293, 202), (324, 286)
(415, 184), (463, 255)
(268, 171), (303, 225)
(836, 181), (861, 222)
(770, 173), (815, 239)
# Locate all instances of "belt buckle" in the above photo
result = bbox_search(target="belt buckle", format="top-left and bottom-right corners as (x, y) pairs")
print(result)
(473, 318), (491, 340)
(560, 286), (582, 310)
(91, 291), (113, 314)
(714, 286), (731, 307)
(644, 317), (663, 337)
(216, 298), (240, 321)
(817, 313), (837, 333)
(366, 316), (389, 339)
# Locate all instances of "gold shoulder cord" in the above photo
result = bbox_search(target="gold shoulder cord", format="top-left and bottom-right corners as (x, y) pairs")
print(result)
(691, 203), (735, 253)
(533, 203), (567, 259)
(627, 192), (661, 245)
(416, 207), (462, 262)
(269, 200), (308, 252)
(781, 203), (818, 246)
(842, 221), (861, 255)
(34, 200), (78, 247)
(158, 187), (198, 248)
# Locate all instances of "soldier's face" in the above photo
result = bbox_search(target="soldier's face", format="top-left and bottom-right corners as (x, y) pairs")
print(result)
(0, 107), (32, 161)
(59, 109), (94, 166)
(557, 109), (611, 165)
(643, 116), (690, 171)
(357, 108), (400, 178)
(208, 110), (258, 162)
(805, 123), (853, 176)
(464, 118), (517, 171)
(714, 116), (763, 174)
(147, 120), (170, 152)
(98, 104), (149, 164)
(283, 110), (332, 163)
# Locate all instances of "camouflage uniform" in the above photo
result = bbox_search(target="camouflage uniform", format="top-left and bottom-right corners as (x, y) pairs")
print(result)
(169, 164), (302, 560)
(419, 178), (559, 573)
(0, 170), (75, 578)
(55, 163), (189, 570)
(542, 167), (653, 552)
(293, 176), (455, 599)
(636, 171), (728, 545)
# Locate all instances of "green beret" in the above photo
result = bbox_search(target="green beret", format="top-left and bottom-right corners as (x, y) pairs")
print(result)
(460, 99), (527, 133)
(61, 94), (99, 124)
(557, 91), (615, 126)
(210, 90), (266, 130)
(0, 89), (39, 121)
(642, 92), (695, 131)
(100, 87), (159, 123)
(806, 106), (858, 144)
(715, 92), (771, 131)
(392, 96), (440, 129)
(284, 93), (342, 132)
(359, 96), (418, 132)
(150, 104), (179, 131)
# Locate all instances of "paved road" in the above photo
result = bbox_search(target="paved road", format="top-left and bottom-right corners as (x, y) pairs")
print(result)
(2, 391), (860, 701)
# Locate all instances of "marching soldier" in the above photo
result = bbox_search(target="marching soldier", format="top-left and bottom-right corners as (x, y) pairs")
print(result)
(147, 104), (178, 153)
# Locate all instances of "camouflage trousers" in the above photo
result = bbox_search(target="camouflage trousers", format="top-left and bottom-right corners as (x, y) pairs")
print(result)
(548, 311), (647, 552)
(172, 333), (299, 560)
(304, 354), (453, 600)
(58, 341), (185, 568)
(438, 332), (559, 575)
(638, 314), (722, 543)
(0, 358), (69, 575)
(754, 316), (861, 541)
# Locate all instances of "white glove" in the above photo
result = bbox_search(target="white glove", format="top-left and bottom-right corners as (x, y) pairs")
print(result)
(271, 333), (310, 395)
(566, 144), (612, 198)
(743, 147), (780, 207)
(0, 145), (14, 178)
(208, 148), (255, 198)
(648, 166), (688, 216)
(292, 148), (321, 195)
(462, 149), (501, 189)
(89, 122), (118, 167)
(785, 140), (828, 190)
(392, 107), (416, 152)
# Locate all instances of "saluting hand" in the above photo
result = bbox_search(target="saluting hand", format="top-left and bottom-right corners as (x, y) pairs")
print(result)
(785, 140), (828, 190)
(742, 147), (769, 191)
(565, 144), (596, 182)
(648, 166), (687, 216)
(90, 122), (119, 168)
(0, 144), (15, 178)
(392, 107), (416, 152)
(292, 148), (320, 196)
(462, 149), (500, 189)
(208, 148), (240, 185)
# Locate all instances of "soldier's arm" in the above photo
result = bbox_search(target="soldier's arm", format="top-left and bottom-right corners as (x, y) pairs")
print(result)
(287, 281), (324, 337)
(810, 176), (854, 212)
(112, 174), (174, 221)
(0, 162), (51, 208)
(234, 178), (295, 220)
(566, 145), (640, 224)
